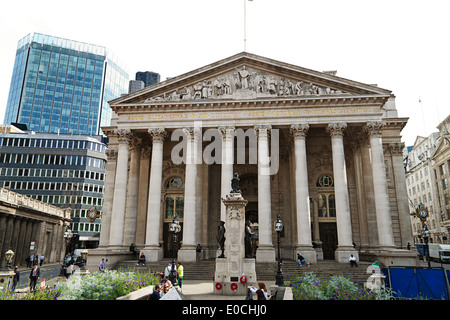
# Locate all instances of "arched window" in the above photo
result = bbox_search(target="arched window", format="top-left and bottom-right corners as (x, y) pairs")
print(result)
(164, 177), (184, 221)
(316, 175), (336, 220)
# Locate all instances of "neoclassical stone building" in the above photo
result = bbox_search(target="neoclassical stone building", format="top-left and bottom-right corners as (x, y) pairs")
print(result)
(90, 52), (415, 268)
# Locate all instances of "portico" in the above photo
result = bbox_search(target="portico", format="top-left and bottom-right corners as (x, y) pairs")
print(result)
(89, 52), (415, 268)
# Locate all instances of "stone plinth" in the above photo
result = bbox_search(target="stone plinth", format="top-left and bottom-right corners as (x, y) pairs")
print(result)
(214, 193), (257, 296)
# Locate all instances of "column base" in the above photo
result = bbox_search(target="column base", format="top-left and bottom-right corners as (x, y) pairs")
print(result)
(177, 245), (197, 263)
(142, 245), (163, 262)
(335, 246), (358, 263)
(256, 245), (275, 263)
(295, 245), (318, 264)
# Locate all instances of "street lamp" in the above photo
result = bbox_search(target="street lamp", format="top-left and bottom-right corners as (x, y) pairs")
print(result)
(274, 214), (284, 286)
(169, 216), (181, 285)
(5, 250), (14, 269)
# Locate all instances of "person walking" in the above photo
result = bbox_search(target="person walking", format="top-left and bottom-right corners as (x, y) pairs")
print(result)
(177, 262), (184, 290)
(164, 263), (171, 279)
(12, 266), (20, 292)
(39, 254), (44, 266)
(29, 264), (40, 292)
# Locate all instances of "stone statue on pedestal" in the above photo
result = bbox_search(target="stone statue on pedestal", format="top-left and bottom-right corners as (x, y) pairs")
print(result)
(231, 172), (241, 194)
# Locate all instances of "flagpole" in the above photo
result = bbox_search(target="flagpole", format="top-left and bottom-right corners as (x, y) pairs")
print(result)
(244, 0), (247, 51)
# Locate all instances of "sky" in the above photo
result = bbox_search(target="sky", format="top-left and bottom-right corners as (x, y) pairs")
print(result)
(0, 0), (448, 147)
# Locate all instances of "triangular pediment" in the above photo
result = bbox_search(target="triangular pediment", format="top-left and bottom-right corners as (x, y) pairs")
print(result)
(432, 134), (450, 159)
(111, 52), (391, 107)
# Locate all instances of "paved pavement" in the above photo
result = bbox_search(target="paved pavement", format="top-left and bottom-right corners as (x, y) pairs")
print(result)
(179, 280), (277, 300)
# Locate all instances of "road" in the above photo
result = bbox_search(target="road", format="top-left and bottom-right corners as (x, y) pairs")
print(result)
(15, 263), (62, 289)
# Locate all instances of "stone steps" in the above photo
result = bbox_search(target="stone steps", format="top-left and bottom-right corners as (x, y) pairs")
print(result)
(115, 259), (373, 284)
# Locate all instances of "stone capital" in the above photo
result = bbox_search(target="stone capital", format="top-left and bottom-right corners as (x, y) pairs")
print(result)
(254, 124), (272, 140)
(105, 147), (118, 161)
(364, 121), (385, 137)
(114, 129), (132, 144)
(148, 128), (167, 143)
(327, 122), (347, 138)
(290, 123), (309, 139)
(182, 127), (202, 142)
(218, 126), (235, 141)
(129, 136), (143, 151)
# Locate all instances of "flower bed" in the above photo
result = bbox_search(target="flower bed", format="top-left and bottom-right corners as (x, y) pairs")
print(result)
(0, 269), (159, 300)
(290, 272), (393, 300)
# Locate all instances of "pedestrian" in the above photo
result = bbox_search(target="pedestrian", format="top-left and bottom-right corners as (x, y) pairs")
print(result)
(39, 254), (44, 266)
(164, 263), (171, 279)
(29, 264), (40, 292)
(177, 262), (184, 290)
(349, 254), (358, 267)
(99, 258), (106, 272)
(25, 255), (31, 268)
(137, 252), (146, 265)
(12, 266), (20, 292)
(248, 281), (268, 300)
(196, 244), (202, 262)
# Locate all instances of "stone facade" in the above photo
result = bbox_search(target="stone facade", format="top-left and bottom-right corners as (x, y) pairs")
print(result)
(0, 188), (71, 267)
(88, 53), (415, 269)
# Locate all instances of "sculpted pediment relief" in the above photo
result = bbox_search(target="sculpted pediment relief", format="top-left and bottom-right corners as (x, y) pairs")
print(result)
(143, 65), (349, 103)
(111, 52), (391, 107)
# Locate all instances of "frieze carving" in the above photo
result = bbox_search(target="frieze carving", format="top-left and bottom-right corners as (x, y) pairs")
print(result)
(228, 206), (242, 220)
(144, 66), (348, 103)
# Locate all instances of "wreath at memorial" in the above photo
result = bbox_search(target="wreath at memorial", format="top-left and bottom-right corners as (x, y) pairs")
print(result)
(240, 276), (247, 284)
(215, 282), (222, 290)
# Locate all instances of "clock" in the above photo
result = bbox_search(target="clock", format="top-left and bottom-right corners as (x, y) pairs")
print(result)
(418, 208), (428, 219)
(88, 208), (98, 223)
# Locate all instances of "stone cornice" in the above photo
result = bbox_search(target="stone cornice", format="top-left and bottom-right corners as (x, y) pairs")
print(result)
(111, 94), (389, 115)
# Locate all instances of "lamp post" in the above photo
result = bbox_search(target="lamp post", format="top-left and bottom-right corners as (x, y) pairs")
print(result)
(274, 214), (284, 286)
(169, 216), (181, 285)
(422, 224), (431, 268)
(415, 203), (431, 268)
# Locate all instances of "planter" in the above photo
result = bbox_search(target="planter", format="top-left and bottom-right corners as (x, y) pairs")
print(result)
(116, 285), (155, 300)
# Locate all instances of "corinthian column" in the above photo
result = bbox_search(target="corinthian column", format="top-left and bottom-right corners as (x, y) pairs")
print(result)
(109, 129), (132, 248)
(327, 123), (357, 262)
(143, 128), (166, 261)
(254, 125), (275, 263)
(179, 127), (201, 262)
(123, 136), (142, 247)
(364, 121), (395, 249)
(219, 126), (235, 222)
(291, 123), (316, 263)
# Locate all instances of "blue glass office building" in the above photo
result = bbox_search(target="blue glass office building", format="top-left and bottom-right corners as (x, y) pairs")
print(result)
(4, 33), (129, 135)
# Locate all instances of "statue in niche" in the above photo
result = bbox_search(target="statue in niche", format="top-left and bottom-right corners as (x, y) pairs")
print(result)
(245, 220), (256, 258)
(217, 221), (226, 258)
(231, 172), (241, 194)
